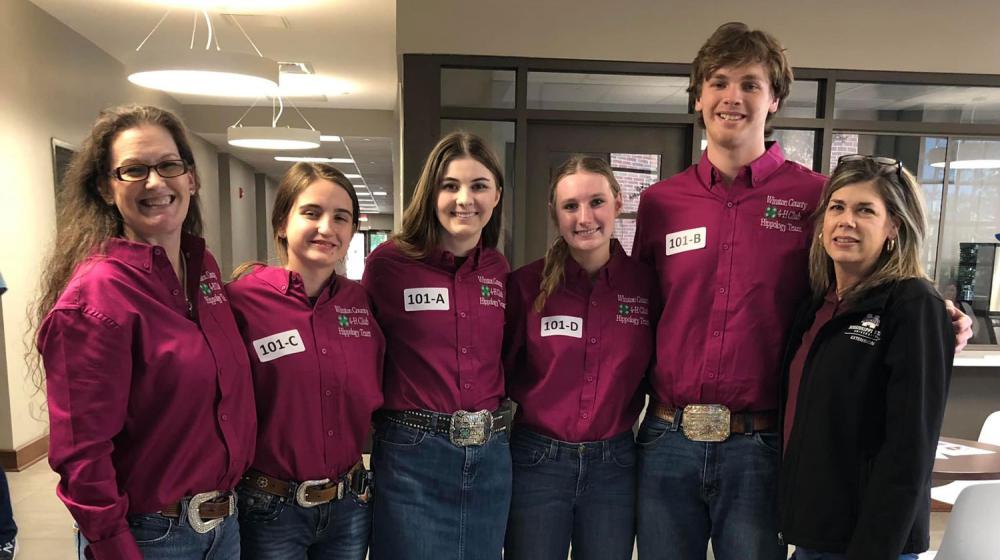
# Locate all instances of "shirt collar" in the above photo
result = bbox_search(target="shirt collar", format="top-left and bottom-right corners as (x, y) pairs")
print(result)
(424, 240), (484, 272)
(695, 141), (787, 189)
(102, 233), (205, 273)
(257, 266), (338, 299)
(562, 239), (625, 292)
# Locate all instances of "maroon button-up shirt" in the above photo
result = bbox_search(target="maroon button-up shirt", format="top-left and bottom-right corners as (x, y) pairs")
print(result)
(505, 241), (657, 442)
(227, 266), (385, 482)
(38, 235), (256, 560)
(634, 143), (825, 412)
(361, 241), (509, 413)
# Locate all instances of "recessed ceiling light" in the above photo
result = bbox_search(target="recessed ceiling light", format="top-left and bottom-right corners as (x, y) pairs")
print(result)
(344, 174), (362, 179)
(359, 216), (369, 222)
(373, 191), (388, 196)
(320, 135), (341, 142)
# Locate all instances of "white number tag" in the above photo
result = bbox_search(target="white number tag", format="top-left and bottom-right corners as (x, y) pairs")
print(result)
(540, 315), (583, 338)
(404, 287), (450, 311)
(665, 227), (707, 256)
(253, 329), (306, 363)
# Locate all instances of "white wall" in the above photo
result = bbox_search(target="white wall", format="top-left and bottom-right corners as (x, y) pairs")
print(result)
(264, 176), (278, 265)
(228, 157), (258, 275)
(398, 0), (1000, 74)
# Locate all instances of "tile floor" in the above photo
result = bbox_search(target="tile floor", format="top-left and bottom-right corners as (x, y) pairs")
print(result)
(5, 460), (948, 559)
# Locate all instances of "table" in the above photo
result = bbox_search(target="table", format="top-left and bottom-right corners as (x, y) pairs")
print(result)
(932, 437), (1000, 484)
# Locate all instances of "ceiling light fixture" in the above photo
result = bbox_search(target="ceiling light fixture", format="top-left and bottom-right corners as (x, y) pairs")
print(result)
(344, 174), (363, 179)
(127, 8), (279, 98)
(320, 135), (342, 142)
(228, 95), (320, 150)
(929, 142), (1000, 169)
(275, 156), (340, 163)
(372, 191), (388, 196)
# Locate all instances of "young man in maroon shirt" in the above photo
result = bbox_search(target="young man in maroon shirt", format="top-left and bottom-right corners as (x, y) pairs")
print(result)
(633, 22), (969, 560)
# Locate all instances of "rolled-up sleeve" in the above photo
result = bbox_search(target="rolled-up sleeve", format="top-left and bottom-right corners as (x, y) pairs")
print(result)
(39, 306), (142, 560)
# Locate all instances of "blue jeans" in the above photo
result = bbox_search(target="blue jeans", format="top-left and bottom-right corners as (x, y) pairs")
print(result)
(791, 547), (918, 559)
(636, 415), (785, 560)
(237, 482), (370, 559)
(0, 470), (15, 542)
(504, 428), (636, 560)
(77, 509), (240, 559)
(370, 420), (512, 560)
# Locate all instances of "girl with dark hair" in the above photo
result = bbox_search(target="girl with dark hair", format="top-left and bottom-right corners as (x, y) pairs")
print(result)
(503, 155), (656, 559)
(362, 131), (510, 560)
(32, 105), (255, 559)
(778, 155), (954, 560)
(226, 162), (383, 559)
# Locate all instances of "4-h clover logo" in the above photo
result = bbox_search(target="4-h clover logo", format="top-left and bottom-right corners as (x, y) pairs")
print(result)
(199, 283), (212, 296)
(480, 285), (491, 298)
(618, 304), (631, 315)
(338, 315), (350, 327)
(764, 206), (778, 219)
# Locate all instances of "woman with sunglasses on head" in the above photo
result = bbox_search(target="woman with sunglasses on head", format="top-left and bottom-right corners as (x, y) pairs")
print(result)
(777, 155), (954, 560)
(32, 105), (255, 559)
(226, 163), (383, 559)
(362, 131), (510, 560)
(502, 156), (657, 560)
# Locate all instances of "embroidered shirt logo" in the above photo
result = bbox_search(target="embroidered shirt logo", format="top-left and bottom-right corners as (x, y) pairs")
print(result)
(478, 275), (505, 309)
(759, 195), (808, 234)
(616, 295), (650, 326)
(198, 271), (226, 305)
(846, 314), (881, 346)
(334, 305), (374, 338)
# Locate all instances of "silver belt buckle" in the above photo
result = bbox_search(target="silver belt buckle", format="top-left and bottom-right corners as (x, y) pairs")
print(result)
(681, 404), (731, 442)
(449, 409), (491, 447)
(187, 491), (233, 534)
(295, 478), (337, 508)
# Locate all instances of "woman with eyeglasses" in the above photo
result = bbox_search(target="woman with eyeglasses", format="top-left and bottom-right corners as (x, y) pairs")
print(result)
(32, 105), (255, 559)
(226, 163), (383, 559)
(502, 155), (656, 559)
(777, 155), (954, 560)
(362, 131), (510, 560)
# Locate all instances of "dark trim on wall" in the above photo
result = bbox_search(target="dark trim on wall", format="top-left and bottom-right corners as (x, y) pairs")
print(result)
(0, 434), (49, 471)
(254, 173), (268, 262)
(218, 153), (233, 275)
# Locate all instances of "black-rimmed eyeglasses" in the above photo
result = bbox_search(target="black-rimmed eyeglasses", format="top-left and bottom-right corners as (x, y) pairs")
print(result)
(111, 160), (189, 182)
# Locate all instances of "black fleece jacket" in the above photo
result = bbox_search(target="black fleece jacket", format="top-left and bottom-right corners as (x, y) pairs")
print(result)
(777, 278), (953, 560)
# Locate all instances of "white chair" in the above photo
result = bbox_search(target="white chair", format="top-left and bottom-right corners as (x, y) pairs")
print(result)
(919, 483), (1000, 560)
(931, 411), (1000, 504)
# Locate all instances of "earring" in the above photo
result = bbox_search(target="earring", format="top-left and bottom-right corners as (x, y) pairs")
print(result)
(818, 232), (823, 240)
(886, 238), (896, 252)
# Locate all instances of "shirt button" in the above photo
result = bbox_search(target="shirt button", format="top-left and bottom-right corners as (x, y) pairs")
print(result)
(325, 389), (332, 397)
(581, 412), (589, 419)
(589, 337), (597, 344)
(713, 330), (721, 337)
(327, 430), (334, 437)
(586, 376), (594, 382)
(722, 243), (730, 251)
(143, 262), (150, 269)
(726, 201), (735, 208)
(591, 300), (598, 307)
(321, 348), (328, 355)
(460, 311), (467, 318)
(221, 414), (228, 421)
(708, 372), (716, 379)
(172, 289), (179, 296)
(718, 287), (726, 294)
(461, 347), (469, 354)
(463, 383), (471, 389)
(154, 248), (163, 255)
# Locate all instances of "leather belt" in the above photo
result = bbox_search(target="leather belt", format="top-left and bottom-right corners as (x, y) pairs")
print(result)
(242, 461), (370, 508)
(377, 404), (512, 447)
(650, 401), (777, 442)
(160, 491), (235, 534)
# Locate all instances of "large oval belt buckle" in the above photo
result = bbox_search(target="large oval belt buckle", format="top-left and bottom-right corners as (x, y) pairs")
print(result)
(296, 479), (333, 508)
(187, 491), (230, 534)
(681, 404), (731, 442)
